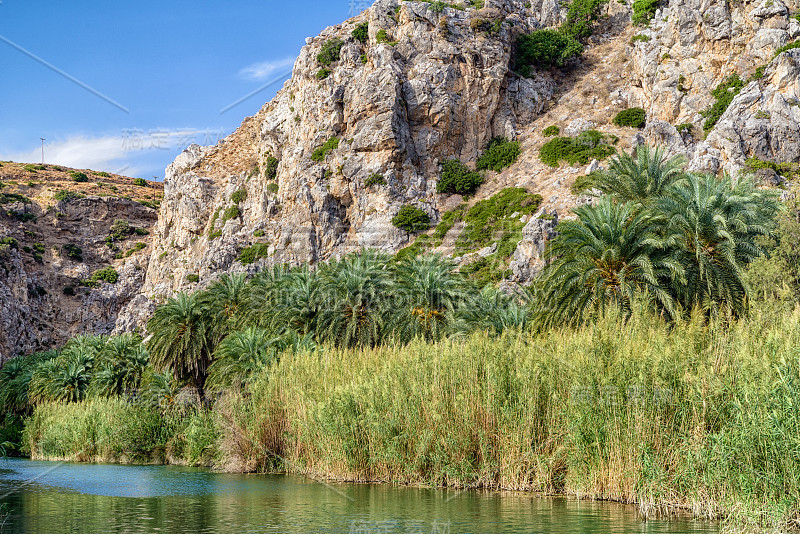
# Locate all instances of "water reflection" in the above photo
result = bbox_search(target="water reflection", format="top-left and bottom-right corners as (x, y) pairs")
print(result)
(0, 459), (716, 533)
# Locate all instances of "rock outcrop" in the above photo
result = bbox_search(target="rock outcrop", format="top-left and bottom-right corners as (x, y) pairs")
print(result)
(0, 190), (157, 362)
(129, 0), (556, 308)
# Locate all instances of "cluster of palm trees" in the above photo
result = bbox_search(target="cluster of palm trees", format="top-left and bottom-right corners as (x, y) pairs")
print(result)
(538, 145), (781, 328)
(0, 145), (783, 411)
(146, 252), (529, 398)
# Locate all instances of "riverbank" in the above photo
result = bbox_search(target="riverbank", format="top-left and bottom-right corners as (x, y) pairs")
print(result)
(20, 304), (800, 532)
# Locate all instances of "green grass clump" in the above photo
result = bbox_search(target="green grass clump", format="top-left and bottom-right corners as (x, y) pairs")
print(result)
(23, 164), (38, 173)
(84, 266), (119, 287)
(264, 156), (279, 180)
(266, 183), (279, 195)
(311, 137), (340, 162)
(376, 29), (390, 43)
(124, 242), (147, 258)
(364, 173), (386, 187)
(437, 160), (483, 196)
(392, 205), (431, 233)
(208, 208), (222, 239)
(701, 73), (744, 131)
(186, 274), (200, 283)
(543, 125), (560, 136)
(539, 130), (616, 167)
(352, 22), (369, 43)
(456, 187), (541, 252)
(95, 171), (111, 177)
(238, 243), (271, 265)
(54, 190), (84, 202)
(632, 0), (659, 25)
(675, 123), (694, 135)
(70, 171), (89, 183)
(0, 193), (31, 205)
(613, 107), (646, 128)
(317, 38), (344, 66)
(230, 189), (247, 204)
(222, 206), (240, 223)
(432, 205), (466, 239)
(476, 138), (521, 172)
(316, 68), (331, 80)
(774, 40), (800, 57)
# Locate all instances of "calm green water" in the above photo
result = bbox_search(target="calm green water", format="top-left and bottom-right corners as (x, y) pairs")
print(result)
(0, 459), (717, 533)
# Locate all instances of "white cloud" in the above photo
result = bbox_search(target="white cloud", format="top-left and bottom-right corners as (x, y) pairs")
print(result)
(238, 57), (295, 81)
(6, 136), (130, 173)
(2, 128), (229, 178)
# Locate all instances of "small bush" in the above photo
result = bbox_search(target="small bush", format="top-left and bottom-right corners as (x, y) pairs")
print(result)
(437, 160), (484, 196)
(514, 30), (583, 74)
(360, 54), (368, 64)
(238, 243), (271, 265)
(632, 0), (659, 25)
(476, 138), (521, 172)
(612, 107), (647, 128)
(133, 178), (148, 187)
(85, 266), (119, 286)
(63, 286), (75, 296)
(630, 34), (650, 43)
(352, 22), (369, 43)
(365, 173), (387, 187)
(392, 205), (431, 233)
(70, 171), (89, 183)
(266, 183), (279, 194)
(253, 230), (265, 237)
(95, 171), (111, 177)
(0, 237), (19, 249)
(222, 206), (240, 223)
(543, 125), (560, 136)
(264, 156), (279, 180)
(54, 190), (84, 202)
(23, 164), (38, 173)
(539, 130), (616, 167)
(311, 137), (340, 162)
(317, 39), (344, 66)
(316, 68), (331, 80)
(701, 73), (744, 131)
(675, 123), (694, 135)
(124, 242), (147, 257)
(231, 189), (248, 204)
(562, 0), (609, 40)
(376, 29), (393, 44)
(774, 40), (800, 57)
(186, 274), (200, 283)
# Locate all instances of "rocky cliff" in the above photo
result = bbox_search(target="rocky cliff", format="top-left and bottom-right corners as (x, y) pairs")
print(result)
(0, 164), (161, 361)
(114, 0), (800, 331)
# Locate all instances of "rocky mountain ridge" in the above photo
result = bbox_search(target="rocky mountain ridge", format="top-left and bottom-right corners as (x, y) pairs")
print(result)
(0, 164), (162, 361)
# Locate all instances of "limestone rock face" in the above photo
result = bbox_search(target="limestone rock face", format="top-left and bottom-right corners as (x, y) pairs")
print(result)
(0, 197), (157, 362)
(705, 50), (800, 174)
(509, 211), (558, 284)
(628, 0), (799, 174)
(130, 0), (556, 310)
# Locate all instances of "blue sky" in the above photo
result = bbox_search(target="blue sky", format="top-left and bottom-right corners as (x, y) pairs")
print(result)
(0, 1), (367, 179)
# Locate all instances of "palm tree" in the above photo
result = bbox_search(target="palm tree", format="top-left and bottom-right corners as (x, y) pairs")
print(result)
(140, 369), (182, 412)
(269, 266), (322, 335)
(28, 346), (95, 404)
(316, 249), (393, 348)
(199, 273), (249, 344)
(207, 327), (276, 391)
(146, 292), (214, 401)
(575, 145), (686, 203)
(91, 334), (149, 398)
(389, 254), (467, 343)
(656, 173), (780, 316)
(537, 196), (683, 329)
(0, 350), (58, 414)
(453, 285), (531, 336)
(243, 264), (291, 327)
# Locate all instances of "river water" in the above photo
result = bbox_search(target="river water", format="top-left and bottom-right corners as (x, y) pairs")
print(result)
(0, 459), (717, 533)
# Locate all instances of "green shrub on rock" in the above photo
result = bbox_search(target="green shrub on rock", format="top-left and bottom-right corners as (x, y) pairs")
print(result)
(539, 130), (616, 167)
(612, 107), (646, 128)
(392, 205), (430, 233)
(632, 0), (660, 25)
(352, 22), (369, 43)
(317, 39), (344, 66)
(476, 138), (521, 172)
(437, 160), (483, 196)
(514, 30), (583, 74)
